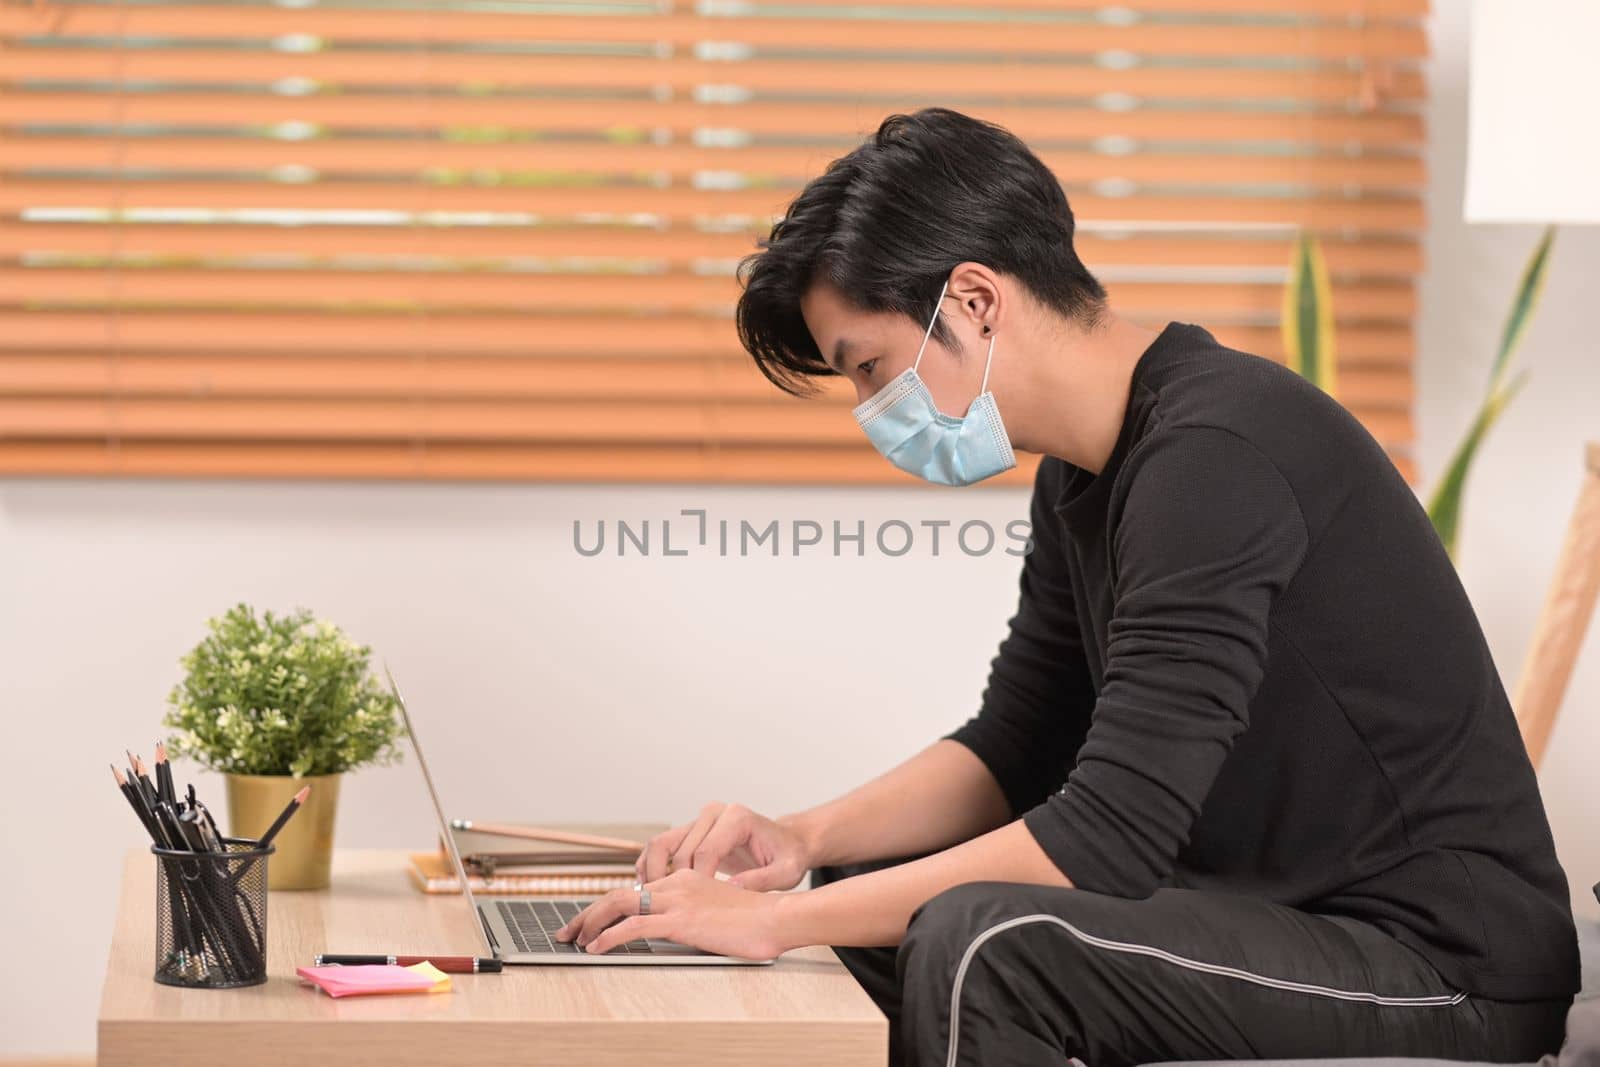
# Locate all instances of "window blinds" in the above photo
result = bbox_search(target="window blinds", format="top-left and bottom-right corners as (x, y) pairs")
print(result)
(0, 0), (1428, 483)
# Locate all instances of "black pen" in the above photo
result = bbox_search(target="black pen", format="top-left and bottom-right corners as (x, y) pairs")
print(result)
(313, 954), (502, 973)
(190, 807), (224, 853)
(195, 798), (223, 843)
(178, 807), (212, 852)
(155, 800), (190, 852)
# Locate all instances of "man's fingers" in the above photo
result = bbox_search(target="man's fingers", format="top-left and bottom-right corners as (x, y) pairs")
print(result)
(729, 860), (790, 892)
(553, 907), (584, 940)
(552, 899), (603, 943)
(669, 803), (724, 872)
(585, 914), (673, 955)
(640, 823), (691, 883)
(691, 805), (751, 875)
(558, 889), (628, 946)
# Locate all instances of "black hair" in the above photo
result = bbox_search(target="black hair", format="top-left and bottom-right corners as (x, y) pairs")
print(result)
(734, 107), (1106, 397)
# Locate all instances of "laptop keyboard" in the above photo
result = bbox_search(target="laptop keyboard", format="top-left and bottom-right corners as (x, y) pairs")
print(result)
(496, 900), (657, 956)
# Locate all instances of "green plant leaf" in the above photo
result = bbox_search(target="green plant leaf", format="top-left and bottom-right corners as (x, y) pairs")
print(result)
(1426, 371), (1529, 560)
(1488, 225), (1556, 393)
(1425, 226), (1556, 560)
(1280, 231), (1337, 397)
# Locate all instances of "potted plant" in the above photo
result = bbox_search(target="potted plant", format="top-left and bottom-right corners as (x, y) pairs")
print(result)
(163, 603), (403, 890)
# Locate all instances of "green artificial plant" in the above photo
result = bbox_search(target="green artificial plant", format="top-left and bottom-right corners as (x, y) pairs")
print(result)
(1280, 227), (1557, 560)
(1281, 231), (1338, 398)
(164, 603), (403, 777)
(1424, 227), (1556, 560)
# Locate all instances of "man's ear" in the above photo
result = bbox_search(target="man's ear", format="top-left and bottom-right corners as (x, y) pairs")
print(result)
(945, 262), (1003, 336)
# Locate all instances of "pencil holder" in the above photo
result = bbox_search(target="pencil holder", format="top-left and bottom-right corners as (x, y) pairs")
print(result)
(152, 838), (273, 988)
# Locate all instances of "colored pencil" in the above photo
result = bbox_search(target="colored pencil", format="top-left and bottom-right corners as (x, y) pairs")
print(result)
(256, 785), (311, 849)
(447, 820), (642, 854)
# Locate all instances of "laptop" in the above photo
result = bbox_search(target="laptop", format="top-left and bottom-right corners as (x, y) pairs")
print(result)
(388, 667), (774, 966)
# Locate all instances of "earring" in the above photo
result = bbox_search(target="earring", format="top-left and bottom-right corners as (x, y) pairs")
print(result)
(981, 324), (991, 335)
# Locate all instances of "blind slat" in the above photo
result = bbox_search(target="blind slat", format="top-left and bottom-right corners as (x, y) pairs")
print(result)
(0, 225), (1424, 276)
(1, 139), (1427, 190)
(1, 271), (1417, 320)
(2, 396), (868, 444)
(0, 9), (1430, 60)
(0, 353), (1415, 408)
(0, 438), (1043, 485)
(650, 0), (1428, 11)
(0, 441), (1421, 487)
(1, 51), (1429, 104)
(3, 96), (1425, 149)
(0, 183), (1428, 231)
(0, 396), (1414, 450)
(0, 312), (1416, 364)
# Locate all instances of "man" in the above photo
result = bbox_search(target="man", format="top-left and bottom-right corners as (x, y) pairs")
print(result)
(556, 108), (1578, 1067)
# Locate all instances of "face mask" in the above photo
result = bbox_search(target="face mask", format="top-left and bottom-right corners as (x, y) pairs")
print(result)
(851, 278), (1017, 486)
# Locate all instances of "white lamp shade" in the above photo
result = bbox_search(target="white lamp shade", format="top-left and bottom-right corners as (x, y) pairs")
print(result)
(1465, 0), (1600, 224)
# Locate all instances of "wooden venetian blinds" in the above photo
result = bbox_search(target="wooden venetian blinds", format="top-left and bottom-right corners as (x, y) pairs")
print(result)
(0, 0), (1428, 484)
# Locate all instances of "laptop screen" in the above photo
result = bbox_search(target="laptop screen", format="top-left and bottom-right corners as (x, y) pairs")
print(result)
(384, 665), (495, 958)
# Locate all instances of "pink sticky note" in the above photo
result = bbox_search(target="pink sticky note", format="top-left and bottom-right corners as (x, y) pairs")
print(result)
(296, 964), (440, 999)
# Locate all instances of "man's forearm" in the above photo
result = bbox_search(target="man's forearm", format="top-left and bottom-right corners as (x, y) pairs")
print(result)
(780, 739), (1011, 869)
(774, 819), (1072, 950)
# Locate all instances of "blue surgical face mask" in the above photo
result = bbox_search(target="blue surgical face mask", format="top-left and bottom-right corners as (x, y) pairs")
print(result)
(851, 278), (1017, 486)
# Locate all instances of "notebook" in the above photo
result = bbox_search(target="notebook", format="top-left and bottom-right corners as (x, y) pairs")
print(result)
(409, 851), (639, 896)
(450, 821), (667, 866)
(411, 821), (668, 896)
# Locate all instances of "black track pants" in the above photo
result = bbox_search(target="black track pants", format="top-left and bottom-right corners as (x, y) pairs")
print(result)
(811, 860), (1569, 1067)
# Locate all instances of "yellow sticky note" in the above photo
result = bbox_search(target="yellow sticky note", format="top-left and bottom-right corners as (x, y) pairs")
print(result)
(403, 960), (453, 994)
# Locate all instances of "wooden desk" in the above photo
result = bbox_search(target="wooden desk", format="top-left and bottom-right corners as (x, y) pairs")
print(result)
(98, 850), (887, 1066)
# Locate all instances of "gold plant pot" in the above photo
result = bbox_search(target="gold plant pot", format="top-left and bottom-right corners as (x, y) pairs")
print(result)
(225, 772), (342, 890)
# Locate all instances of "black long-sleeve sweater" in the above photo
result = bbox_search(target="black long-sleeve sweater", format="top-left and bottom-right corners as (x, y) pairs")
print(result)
(946, 322), (1578, 1003)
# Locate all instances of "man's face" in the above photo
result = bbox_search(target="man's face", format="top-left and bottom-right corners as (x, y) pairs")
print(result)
(799, 278), (988, 415)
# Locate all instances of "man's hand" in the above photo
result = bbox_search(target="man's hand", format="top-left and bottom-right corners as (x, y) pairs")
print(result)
(553, 867), (787, 960)
(635, 802), (813, 891)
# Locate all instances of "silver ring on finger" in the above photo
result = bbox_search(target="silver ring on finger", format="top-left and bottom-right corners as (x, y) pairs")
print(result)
(639, 887), (652, 916)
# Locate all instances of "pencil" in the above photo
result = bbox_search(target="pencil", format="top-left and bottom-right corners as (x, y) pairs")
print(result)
(115, 763), (210, 973)
(129, 752), (160, 810)
(112, 764), (159, 842)
(447, 821), (643, 854)
(256, 785), (311, 848)
(154, 741), (177, 808)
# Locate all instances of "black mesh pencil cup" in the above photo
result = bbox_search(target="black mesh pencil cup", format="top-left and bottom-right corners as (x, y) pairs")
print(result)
(152, 838), (273, 988)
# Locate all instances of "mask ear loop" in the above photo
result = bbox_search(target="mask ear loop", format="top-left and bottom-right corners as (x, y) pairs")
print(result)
(911, 277), (951, 375)
(978, 332), (997, 395)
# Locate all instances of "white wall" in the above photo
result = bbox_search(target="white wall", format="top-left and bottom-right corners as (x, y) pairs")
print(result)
(3, 5), (1598, 1057)
(0, 483), (1033, 1058)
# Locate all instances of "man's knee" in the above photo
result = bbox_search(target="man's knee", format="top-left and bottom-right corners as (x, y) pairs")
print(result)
(897, 883), (1101, 1065)
(897, 881), (1079, 990)
(902, 881), (996, 947)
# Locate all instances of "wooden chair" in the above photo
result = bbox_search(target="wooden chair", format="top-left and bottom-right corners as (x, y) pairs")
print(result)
(1513, 442), (1600, 768)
